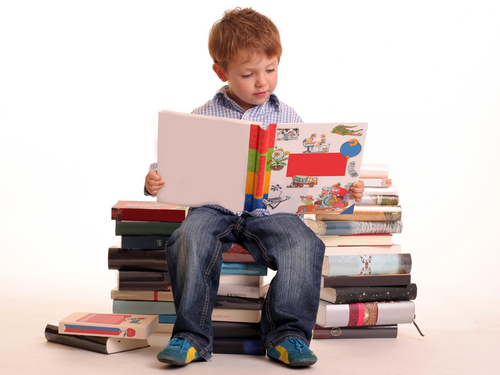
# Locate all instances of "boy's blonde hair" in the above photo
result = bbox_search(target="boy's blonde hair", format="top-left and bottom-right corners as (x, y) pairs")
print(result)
(208, 7), (282, 71)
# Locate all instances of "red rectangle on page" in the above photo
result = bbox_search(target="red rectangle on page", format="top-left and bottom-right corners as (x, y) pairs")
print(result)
(286, 153), (347, 177)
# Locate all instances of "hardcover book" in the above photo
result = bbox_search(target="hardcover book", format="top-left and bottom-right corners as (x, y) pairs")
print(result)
(108, 244), (168, 271)
(111, 287), (173, 302)
(316, 300), (415, 327)
(312, 324), (397, 339)
(115, 220), (181, 236)
(222, 243), (255, 263)
(322, 253), (412, 277)
(112, 300), (176, 315)
(321, 274), (411, 288)
(316, 205), (402, 222)
(58, 313), (158, 340)
(212, 321), (261, 339)
(318, 234), (393, 247)
(320, 283), (418, 304)
(213, 338), (265, 355)
(221, 262), (268, 276)
(120, 236), (170, 250)
(212, 308), (262, 323)
(304, 219), (403, 236)
(217, 283), (269, 299)
(324, 244), (402, 256)
(111, 201), (188, 223)
(117, 270), (171, 291)
(45, 323), (150, 354)
(157, 110), (368, 215)
(359, 164), (389, 179)
(358, 195), (399, 206)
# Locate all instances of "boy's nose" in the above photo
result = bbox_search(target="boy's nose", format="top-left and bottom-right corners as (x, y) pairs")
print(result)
(255, 73), (267, 87)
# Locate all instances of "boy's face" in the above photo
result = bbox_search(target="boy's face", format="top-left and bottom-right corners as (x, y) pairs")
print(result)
(213, 52), (278, 111)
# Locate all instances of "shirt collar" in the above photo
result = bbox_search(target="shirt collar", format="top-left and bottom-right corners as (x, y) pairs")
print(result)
(214, 85), (281, 112)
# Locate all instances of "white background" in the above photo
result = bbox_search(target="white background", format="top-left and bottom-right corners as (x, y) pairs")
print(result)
(1, 0), (499, 373)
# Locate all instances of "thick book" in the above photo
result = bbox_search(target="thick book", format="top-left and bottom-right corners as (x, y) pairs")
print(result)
(158, 315), (176, 324)
(316, 300), (415, 327)
(220, 274), (267, 286)
(221, 262), (268, 276)
(212, 321), (261, 339)
(117, 270), (171, 291)
(157, 110), (368, 215)
(45, 323), (150, 354)
(212, 308), (261, 323)
(322, 253), (412, 277)
(364, 186), (398, 195)
(324, 244), (402, 256)
(58, 313), (158, 340)
(321, 274), (411, 288)
(115, 220), (181, 236)
(222, 243), (255, 263)
(304, 219), (403, 236)
(320, 284), (418, 304)
(312, 324), (397, 339)
(111, 287), (173, 302)
(318, 234), (393, 247)
(214, 296), (264, 310)
(112, 300), (176, 315)
(360, 178), (392, 187)
(121, 236), (170, 250)
(108, 244), (168, 271)
(358, 195), (399, 206)
(111, 200), (188, 223)
(213, 338), (265, 355)
(316, 205), (402, 222)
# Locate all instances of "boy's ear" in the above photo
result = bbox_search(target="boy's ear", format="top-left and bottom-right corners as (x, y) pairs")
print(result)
(213, 63), (228, 82)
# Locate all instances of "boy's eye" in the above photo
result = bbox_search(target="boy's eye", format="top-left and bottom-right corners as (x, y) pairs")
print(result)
(267, 69), (275, 73)
(242, 73), (252, 78)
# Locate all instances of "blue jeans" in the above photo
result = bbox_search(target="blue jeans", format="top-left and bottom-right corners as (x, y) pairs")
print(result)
(165, 206), (325, 361)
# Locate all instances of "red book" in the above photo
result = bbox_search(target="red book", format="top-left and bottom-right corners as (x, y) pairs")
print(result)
(222, 243), (255, 263)
(111, 201), (189, 223)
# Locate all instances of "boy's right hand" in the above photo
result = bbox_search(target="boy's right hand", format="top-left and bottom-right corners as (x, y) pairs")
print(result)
(145, 170), (165, 195)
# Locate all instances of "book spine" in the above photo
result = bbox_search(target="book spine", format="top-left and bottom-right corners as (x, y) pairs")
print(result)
(121, 236), (170, 250)
(115, 221), (181, 236)
(251, 124), (276, 211)
(358, 195), (399, 206)
(322, 284), (417, 304)
(221, 262), (268, 276)
(212, 321), (261, 339)
(322, 220), (403, 235)
(111, 288), (173, 301)
(108, 248), (168, 271)
(323, 254), (411, 277)
(317, 205), (402, 222)
(312, 324), (397, 339)
(112, 300), (176, 315)
(321, 274), (411, 288)
(213, 338), (265, 355)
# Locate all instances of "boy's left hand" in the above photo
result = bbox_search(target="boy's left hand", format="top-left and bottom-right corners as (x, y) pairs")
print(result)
(350, 180), (365, 202)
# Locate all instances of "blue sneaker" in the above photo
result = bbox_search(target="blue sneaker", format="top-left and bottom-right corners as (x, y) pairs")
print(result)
(157, 338), (203, 365)
(267, 338), (317, 367)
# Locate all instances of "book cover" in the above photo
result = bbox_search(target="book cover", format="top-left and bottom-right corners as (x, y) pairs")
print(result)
(358, 195), (399, 206)
(115, 220), (181, 236)
(213, 338), (265, 355)
(108, 244), (168, 271)
(117, 270), (171, 291)
(112, 300), (176, 315)
(212, 321), (261, 339)
(157, 111), (368, 215)
(45, 323), (150, 354)
(214, 296), (264, 310)
(318, 234), (393, 247)
(304, 219), (403, 236)
(219, 274), (267, 286)
(316, 205), (402, 222)
(158, 315), (176, 324)
(221, 262), (268, 276)
(312, 324), (397, 339)
(320, 284), (418, 304)
(321, 274), (411, 288)
(111, 201), (188, 223)
(58, 313), (158, 340)
(322, 253), (412, 277)
(111, 287), (173, 302)
(324, 244), (402, 256)
(121, 236), (170, 250)
(316, 300), (415, 327)
(212, 308), (262, 323)
(222, 243), (255, 263)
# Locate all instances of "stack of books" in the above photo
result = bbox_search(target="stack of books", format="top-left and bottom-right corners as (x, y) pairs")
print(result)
(307, 164), (418, 340)
(45, 312), (158, 354)
(109, 201), (187, 333)
(210, 253), (268, 355)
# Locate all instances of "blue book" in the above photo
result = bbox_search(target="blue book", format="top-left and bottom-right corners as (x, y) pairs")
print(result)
(221, 262), (267, 276)
(158, 315), (177, 324)
(322, 220), (403, 235)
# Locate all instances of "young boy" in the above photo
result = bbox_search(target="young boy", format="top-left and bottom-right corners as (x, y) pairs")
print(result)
(145, 8), (365, 367)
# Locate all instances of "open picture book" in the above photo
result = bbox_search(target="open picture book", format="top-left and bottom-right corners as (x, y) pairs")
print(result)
(157, 110), (368, 215)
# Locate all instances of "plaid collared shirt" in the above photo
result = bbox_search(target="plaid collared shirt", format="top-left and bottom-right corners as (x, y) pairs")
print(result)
(147, 85), (303, 217)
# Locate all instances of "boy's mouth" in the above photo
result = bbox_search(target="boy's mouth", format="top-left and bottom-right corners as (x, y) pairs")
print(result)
(254, 91), (267, 97)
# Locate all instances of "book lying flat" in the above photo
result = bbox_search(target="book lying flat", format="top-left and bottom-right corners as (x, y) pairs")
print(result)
(312, 324), (397, 339)
(321, 274), (411, 288)
(112, 300), (176, 315)
(111, 287), (173, 302)
(322, 253), (412, 277)
(111, 201), (188, 223)
(108, 244), (168, 271)
(157, 111), (368, 215)
(58, 313), (158, 340)
(316, 205), (402, 222)
(316, 300), (415, 327)
(213, 338), (265, 355)
(304, 218), (403, 236)
(45, 323), (150, 354)
(318, 234), (393, 247)
(324, 244), (402, 256)
(320, 283), (418, 304)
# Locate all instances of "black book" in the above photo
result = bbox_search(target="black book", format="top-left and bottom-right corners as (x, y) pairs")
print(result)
(108, 244), (168, 271)
(212, 321), (261, 339)
(213, 338), (265, 355)
(44, 324), (150, 354)
(313, 324), (398, 339)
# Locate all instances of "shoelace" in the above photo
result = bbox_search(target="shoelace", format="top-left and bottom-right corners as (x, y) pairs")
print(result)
(166, 338), (187, 350)
(290, 339), (305, 353)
